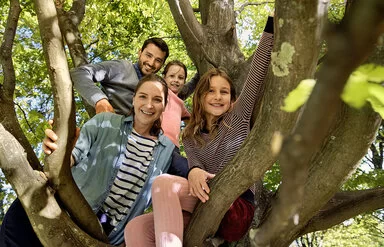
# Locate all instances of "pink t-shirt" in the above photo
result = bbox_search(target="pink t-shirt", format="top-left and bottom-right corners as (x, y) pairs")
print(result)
(162, 90), (190, 147)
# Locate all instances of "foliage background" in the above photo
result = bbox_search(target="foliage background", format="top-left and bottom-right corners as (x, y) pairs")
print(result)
(0, 0), (383, 245)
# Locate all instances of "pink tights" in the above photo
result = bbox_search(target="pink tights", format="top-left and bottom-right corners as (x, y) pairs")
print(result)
(124, 174), (198, 247)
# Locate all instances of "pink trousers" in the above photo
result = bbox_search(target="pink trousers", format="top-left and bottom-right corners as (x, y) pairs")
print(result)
(124, 174), (197, 247)
(124, 174), (255, 246)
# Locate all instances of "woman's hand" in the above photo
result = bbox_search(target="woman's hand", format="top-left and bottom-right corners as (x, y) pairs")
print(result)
(188, 168), (215, 203)
(42, 120), (80, 155)
(43, 120), (58, 155)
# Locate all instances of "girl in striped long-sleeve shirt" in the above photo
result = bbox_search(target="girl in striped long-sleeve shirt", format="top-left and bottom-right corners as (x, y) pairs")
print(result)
(125, 16), (274, 246)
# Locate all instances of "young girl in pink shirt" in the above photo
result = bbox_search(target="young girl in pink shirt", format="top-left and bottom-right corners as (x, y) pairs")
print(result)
(162, 61), (199, 178)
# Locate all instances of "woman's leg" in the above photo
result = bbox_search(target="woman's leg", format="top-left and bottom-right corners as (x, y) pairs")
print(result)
(152, 174), (198, 247)
(0, 198), (43, 247)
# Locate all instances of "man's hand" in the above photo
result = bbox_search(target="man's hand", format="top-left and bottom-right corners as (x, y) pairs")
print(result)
(95, 99), (115, 114)
(188, 168), (215, 203)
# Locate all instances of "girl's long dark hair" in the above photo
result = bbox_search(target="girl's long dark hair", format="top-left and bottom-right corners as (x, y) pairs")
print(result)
(130, 74), (169, 137)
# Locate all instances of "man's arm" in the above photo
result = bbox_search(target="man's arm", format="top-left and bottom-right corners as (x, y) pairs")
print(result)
(71, 63), (110, 108)
(71, 60), (130, 113)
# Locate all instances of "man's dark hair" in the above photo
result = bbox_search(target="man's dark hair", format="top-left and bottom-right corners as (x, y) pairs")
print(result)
(141, 37), (169, 62)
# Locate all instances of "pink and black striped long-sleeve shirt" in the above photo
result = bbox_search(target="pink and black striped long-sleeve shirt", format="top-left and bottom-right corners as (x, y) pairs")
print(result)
(183, 30), (274, 198)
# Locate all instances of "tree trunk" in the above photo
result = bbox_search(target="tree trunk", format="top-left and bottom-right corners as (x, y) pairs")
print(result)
(33, 0), (108, 242)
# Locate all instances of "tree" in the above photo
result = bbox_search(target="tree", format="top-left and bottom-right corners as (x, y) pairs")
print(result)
(0, 0), (383, 247)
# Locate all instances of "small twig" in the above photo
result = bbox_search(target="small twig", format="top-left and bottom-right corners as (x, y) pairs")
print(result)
(14, 102), (34, 134)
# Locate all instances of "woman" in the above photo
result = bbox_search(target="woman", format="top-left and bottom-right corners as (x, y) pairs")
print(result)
(0, 74), (174, 246)
(124, 16), (274, 246)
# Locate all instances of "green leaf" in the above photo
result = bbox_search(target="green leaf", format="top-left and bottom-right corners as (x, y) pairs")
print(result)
(281, 79), (316, 112)
(341, 72), (370, 108)
(341, 64), (384, 115)
(358, 64), (384, 83)
(367, 84), (384, 118)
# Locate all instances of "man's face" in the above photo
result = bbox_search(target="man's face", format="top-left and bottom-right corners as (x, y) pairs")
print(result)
(138, 43), (166, 76)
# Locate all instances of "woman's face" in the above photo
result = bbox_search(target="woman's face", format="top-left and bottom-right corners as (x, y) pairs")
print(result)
(133, 81), (166, 129)
(203, 76), (232, 122)
(163, 65), (186, 94)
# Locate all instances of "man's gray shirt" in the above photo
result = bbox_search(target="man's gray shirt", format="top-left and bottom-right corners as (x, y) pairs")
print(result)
(71, 60), (139, 115)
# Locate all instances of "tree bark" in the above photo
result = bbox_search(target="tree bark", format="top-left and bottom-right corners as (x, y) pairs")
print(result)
(303, 188), (384, 234)
(256, 0), (384, 245)
(251, 0), (331, 244)
(33, 0), (107, 242)
(167, 0), (250, 94)
(184, 0), (325, 245)
(55, 0), (96, 117)
(268, 103), (382, 246)
(0, 125), (112, 247)
(56, 0), (88, 68)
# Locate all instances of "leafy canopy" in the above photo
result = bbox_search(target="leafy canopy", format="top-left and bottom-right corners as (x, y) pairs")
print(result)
(281, 64), (384, 118)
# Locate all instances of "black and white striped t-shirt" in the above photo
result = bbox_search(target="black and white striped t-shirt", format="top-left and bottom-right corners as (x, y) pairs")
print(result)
(101, 129), (157, 227)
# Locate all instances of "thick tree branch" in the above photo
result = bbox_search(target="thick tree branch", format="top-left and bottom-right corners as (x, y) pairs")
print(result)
(33, 0), (107, 242)
(56, 0), (88, 67)
(198, 0), (211, 25)
(0, 0), (19, 97)
(184, 0), (326, 245)
(0, 125), (112, 247)
(303, 188), (384, 233)
(56, 0), (97, 117)
(252, 0), (384, 246)
(271, 103), (381, 246)
(167, 0), (218, 70)
(167, 0), (204, 49)
(250, 1), (328, 245)
(0, 0), (41, 170)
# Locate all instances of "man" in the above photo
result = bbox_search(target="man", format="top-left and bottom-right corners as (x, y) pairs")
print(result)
(71, 37), (169, 115)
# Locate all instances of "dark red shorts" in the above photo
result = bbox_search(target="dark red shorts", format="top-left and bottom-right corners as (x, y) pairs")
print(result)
(216, 197), (255, 242)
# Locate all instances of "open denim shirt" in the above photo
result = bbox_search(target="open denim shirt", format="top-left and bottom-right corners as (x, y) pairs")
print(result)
(72, 112), (174, 245)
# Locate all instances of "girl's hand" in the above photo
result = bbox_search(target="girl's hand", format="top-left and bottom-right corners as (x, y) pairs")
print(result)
(188, 168), (215, 203)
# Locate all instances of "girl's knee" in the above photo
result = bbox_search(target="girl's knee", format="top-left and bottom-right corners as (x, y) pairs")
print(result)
(124, 217), (139, 238)
(124, 214), (155, 245)
(152, 174), (174, 192)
